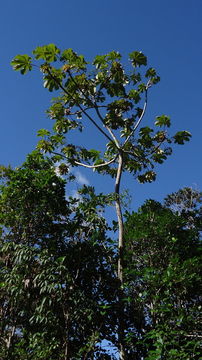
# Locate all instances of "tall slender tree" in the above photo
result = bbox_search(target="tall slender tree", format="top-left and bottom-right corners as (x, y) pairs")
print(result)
(11, 45), (191, 358)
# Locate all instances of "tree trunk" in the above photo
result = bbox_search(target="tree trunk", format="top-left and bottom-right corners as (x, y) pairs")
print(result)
(115, 154), (124, 284)
(115, 153), (126, 360)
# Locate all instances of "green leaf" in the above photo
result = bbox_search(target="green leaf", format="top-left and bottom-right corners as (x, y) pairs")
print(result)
(130, 72), (141, 84)
(107, 51), (121, 61)
(151, 75), (160, 84)
(56, 256), (66, 263)
(145, 68), (157, 78)
(60, 49), (87, 69)
(173, 131), (192, 144)
(11, 54), (32, 74)
(155, 115), (171, 128)
(93, 54), (107, 69)
(43, 70), (63, 91)
(57, 163), (69, 175)
(37, 129), (51, 137)
(139, 126), (154, 136)
(33, 44), (60, 62)
(43, 78), (59, 91)
(145, 68), (160, 85)
(128, 89), (141, 103)
(138, 83), (147, 93)
(129, 51), (147, 67)
(37, 139), (53, 152)
(138, 171), (156, 183)
(88, 149), (101, 161)
(152, 150), (167, 164)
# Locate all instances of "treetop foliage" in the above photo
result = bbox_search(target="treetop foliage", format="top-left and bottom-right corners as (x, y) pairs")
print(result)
(11, 44), (191, 183)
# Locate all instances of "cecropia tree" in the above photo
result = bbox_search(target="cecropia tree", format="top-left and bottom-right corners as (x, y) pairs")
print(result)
(11, 45), (191, 358)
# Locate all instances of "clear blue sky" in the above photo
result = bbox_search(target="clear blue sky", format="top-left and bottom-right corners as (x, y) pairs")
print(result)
(1, 0), (202, 209)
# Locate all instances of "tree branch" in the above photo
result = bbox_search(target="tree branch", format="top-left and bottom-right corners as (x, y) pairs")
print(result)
(74, 156), (117, 169)
(68, 69), (121, 150)
(123, 81), (150, 147)
(67, 69), (121, 149)
(46, 68), (114, 143)
(93, 103), (120, 148)
(50, 151), (117, 169)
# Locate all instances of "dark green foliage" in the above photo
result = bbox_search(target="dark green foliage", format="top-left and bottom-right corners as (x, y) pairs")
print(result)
(1, 161), (201, 359)
(0, 154), (117, 359)
(124, 199), (202, 359)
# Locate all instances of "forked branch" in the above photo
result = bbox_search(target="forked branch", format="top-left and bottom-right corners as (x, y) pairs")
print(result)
(46, 68), (114, 144)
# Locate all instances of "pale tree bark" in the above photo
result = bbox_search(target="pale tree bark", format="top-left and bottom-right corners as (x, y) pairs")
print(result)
(115, 153), (126, 360)
(115, 154), (124, 284)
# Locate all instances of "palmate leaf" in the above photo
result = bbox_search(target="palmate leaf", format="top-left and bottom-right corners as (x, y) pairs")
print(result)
(43, 76), (60, 91)
(137, 170), (156, 183)
(152, 150), (167, 164)
(129, 51), (147, 67)
(155, 115), (171, 128)
(33, 44), (60, 62)
(128, 89), (141, 103)
(145, 68), (157, 78)
(43, 68), (64, 91)
(37, 129), (51, 137)
(107, 51), (122, 61)
(173, 131), (192, 144)
(37, 139), (54, 152)
(93, 55), (108, 69)
(11, 54), (32, 74)
(60, 48), (87, 69)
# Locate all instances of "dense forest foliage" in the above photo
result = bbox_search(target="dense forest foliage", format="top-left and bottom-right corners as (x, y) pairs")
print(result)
(0, 155), (201, 359)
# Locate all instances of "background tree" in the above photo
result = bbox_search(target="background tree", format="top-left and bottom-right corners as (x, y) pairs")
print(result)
(124, 195), (202, 359)
(11, 45), (191, 359)
(164, 187), (202, 229)
(0, 153), (118, 359)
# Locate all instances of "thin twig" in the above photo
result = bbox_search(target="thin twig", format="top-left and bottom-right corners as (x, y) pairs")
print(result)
(147, 138), (167, 156)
